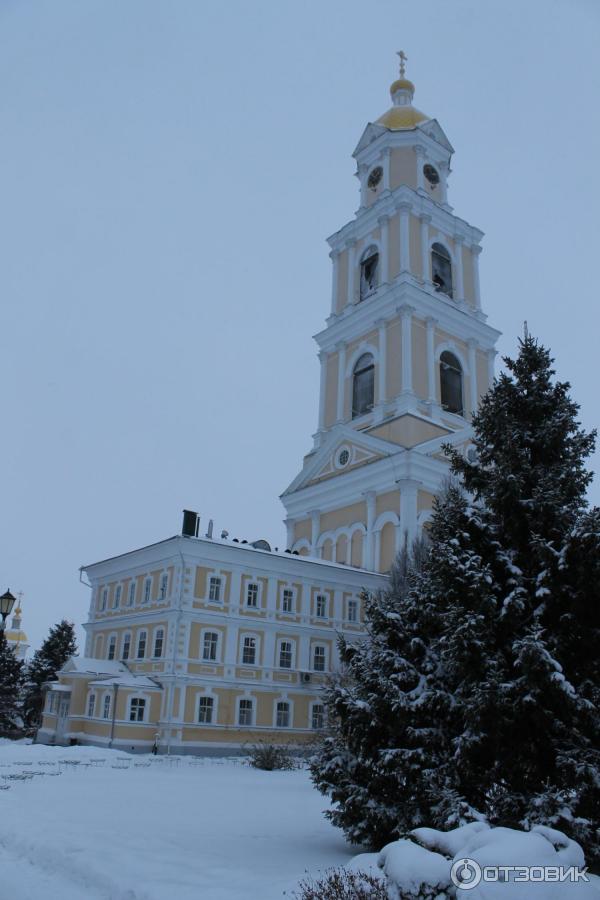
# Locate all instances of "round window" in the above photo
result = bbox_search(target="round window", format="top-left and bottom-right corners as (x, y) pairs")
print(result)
(338, 449), (350, 467)
(423, 164), (440, 187)
(367, 166), (383, 190)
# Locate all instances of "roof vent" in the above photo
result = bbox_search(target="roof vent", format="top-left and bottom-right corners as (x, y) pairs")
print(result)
(251, 539), (271, 552)
(182, 510), (199, 537)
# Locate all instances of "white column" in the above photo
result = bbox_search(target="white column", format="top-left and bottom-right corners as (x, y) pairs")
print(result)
(378, 215), (389, 284)
(471, 245), (482, 311)
(285, 520), (295, 551)
(426, 316), (437, 404)
(382, 148), (391, 191)
(329, 251), (340, 316)
(415, 145), (426, 192)
(365, 492), (376, 570)
(376, 319), (387, 404)
(439, 161), (449, 205)
(336, 342), (346, 421)
(373, 529), (382, 573)
(358, 164), (368, 208)
(310, 510), (320, 557)
(487, 349), (496, 387)
(420, 214), (431, 283)
(346, 240), (356, 306)
(317, 351), (327, 430)
(454, 236), (465, 301)
(401, 481), (419, 548)
(467, 338), (478, 416)
(399, 202), (411, 272)
(399, 305), (414, 394)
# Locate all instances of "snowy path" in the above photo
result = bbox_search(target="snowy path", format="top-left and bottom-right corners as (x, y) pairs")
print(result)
(0, 742), (353, 900)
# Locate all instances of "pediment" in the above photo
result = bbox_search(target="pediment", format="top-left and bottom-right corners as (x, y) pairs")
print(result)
(353, 122), (388, 156)
(417, 118), (454, 153)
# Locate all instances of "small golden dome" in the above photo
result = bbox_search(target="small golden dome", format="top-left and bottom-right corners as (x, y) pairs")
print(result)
(390, 78), (415, 95)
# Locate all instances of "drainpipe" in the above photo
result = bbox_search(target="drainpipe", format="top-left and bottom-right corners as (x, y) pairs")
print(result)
(108, 684), (119, 749)
(165, 544), (186, 756)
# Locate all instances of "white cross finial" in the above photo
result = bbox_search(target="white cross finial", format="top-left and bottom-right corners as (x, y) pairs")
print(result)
(397, 50), (408, 78)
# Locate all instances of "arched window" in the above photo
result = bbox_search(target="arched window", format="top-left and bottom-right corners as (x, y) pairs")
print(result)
(103, 693), (111, 720)
(431, 243), (453, 297)
(440, 351), (463, 415)
(352, 353), (375, 418)
(359, 245), (379, 300)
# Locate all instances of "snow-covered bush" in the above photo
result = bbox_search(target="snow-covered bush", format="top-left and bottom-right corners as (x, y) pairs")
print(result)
(294, 867), (387, 899)
(246, 742), (296, 771)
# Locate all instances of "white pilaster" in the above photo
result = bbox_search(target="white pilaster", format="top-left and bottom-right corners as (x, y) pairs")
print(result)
(373, 529), (382, 573)
(487, 348), (496, 387)
(382, 148), (391, 192)
(454, 236), (464, 301)
(467, 338), (478, 416)
(400, 480), (419, 548)
(420, 214), (431, 283)
(365, 491), (376, 570)
(378, 215), (389, 284)
(426, 316), (437, 404)
(471, 244), (482, 311)
(336, 342), (346, 422)
(329, 251), (340, 316)
(310, 510), (320, 557)
(399, 305), (414, 394)
(376, 318), (387, 404)
(399, 202), (411, 272)
(415, 145), (426, 192)
(439, 161), (449, 205)
(285, 519), (295, 551)
(346, 240), (356, 306)
(317, 351), (327, 431)
(358, 165), (368, 208)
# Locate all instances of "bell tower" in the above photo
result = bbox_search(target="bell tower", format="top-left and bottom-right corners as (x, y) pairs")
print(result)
(281, 55), (500, 573)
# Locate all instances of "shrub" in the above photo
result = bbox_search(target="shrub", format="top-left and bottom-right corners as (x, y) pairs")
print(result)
(294, 868), (387, 900)
(246, 742), (296, 771)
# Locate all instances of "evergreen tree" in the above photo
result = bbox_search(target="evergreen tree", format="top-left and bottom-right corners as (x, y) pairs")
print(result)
(23, 620), (77, 726)
(0, 630), (25, 733)
(311, 336), (600, 862)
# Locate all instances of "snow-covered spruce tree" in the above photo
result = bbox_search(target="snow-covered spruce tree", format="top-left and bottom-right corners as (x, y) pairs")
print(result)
(23, 620), (77, 727)
(312, 336), (600, 861)
(0, 630), (26, 734)
(446, 336), (600, 860)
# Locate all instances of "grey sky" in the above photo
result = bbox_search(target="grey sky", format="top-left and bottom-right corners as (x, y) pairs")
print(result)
(1, 0), (598, 653)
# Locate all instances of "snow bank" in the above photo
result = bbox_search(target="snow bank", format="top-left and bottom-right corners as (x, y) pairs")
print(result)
(348, 822), (600, 899)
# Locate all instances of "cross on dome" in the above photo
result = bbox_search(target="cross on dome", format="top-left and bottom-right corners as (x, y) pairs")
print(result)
(397, 50), (408, 78)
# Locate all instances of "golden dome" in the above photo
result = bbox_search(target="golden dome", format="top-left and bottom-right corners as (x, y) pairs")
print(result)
(376, 105), (429, 131)
(390, 77), (415, 95)
(5, 629), (28, 643)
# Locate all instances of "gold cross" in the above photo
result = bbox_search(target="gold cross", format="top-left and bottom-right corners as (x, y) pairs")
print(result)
(397, 50), (408, 78)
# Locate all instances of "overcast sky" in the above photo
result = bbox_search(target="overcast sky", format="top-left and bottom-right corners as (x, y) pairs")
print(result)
(1, 0), (598, 653)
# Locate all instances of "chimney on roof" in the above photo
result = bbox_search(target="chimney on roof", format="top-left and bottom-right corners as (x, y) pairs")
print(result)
(182, 510), (199, 537)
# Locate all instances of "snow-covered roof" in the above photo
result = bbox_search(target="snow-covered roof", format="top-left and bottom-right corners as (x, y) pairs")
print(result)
(88, 674), (161, 690)
(61, 657), (130, 677)
(46, 683), (72, 693)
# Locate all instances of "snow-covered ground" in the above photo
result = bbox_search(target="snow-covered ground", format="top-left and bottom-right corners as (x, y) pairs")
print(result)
(0, 740), (352, 900)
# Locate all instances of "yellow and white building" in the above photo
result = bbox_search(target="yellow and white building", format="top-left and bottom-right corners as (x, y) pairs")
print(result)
(38, 57), (499, 752)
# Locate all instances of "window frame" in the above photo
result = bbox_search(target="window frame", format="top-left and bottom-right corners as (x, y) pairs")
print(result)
(159, 573), (169, 600)
(100, 588), (108, 612)
(281, 587), (295, 614)
(359, 245), (379, 301)
(275, 700), (291, 728)
(208, 575), (223, 603)
(128, 580), (136, 606)
(238, 697), (254, 727)
(136, 630), (147, 659)
(278, 639), (294, 670)
(245, 581), (259, 609)
(241, 634), (258, 666)
(87, 693), (96, 718)
(102, 693), (111, 720)
(153, 627), (164, 659)
(122, 632), (132, 660)
(107, 634), (117, 661)
(143, 577), (152, 604)
(315, 593), (328, 619)
(439, 350), (464, 416)
(431, 241), (453, 298)
(311, 702), (325, 730)
(113, 585), (121, 609)
(347, 598), (359, 623)
(197, 695), (215, 724)
(352, 353), (375, 419)
(128, 696), (147, 723)
(313, 644), (327, 673)
(202, 630), (219, 662)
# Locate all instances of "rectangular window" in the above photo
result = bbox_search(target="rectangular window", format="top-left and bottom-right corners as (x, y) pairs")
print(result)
(311, 704), (325, 730)
(160, 573), (168, 599)
(202, 631), (218, 662)
(198, 696), (214, 724)
(143, 578), (152, 604)
(313, 645), (326, 672)
(103, 694), (111, 720)
(242, 636), (256, 665)
(153, 629), (164, 658)
(279, 641), (293, 669)
(347, 599), (358, 623)
(114, 585), (121, 609)
(246, 582), (259, 608)
(107, 635), (116, 661)
(128, 581), (136, 606)
(87, 694), (96, 718)
(238, 699), (253, 726)
(316, 594), (327, 618)
(276, 701), (290, 728)
(48, 694), (57, 714)
(282, 588), (294, 613)
(137, 631), (147, 659)
(122, 633), (131, 660)
(208, 576), (222, 602)
(129, 698), (146, 722)
(100, 589), (108, 611)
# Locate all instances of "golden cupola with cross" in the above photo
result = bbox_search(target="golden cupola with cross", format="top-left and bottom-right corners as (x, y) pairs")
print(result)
(281, 53), (501, 574)
(5, 595), (30, 660)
